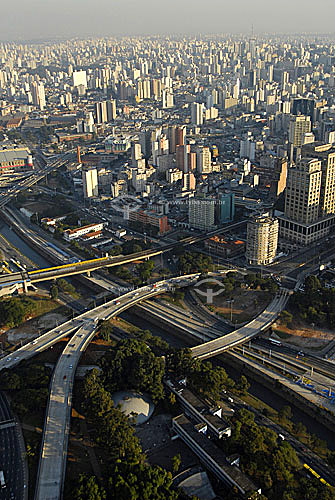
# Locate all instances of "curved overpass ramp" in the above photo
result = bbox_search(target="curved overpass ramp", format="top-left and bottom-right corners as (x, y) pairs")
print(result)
(190, 289), (289, 359)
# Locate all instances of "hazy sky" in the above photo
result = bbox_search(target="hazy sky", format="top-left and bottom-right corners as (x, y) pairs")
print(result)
(1, 0), (335, 41)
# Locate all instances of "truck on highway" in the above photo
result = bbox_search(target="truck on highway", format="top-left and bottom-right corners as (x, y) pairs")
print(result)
(0, 470), (6, 488)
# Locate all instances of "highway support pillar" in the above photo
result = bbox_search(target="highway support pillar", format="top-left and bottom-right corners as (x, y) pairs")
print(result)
(23, 280), (28, 293)
(87, 271), (91, 277)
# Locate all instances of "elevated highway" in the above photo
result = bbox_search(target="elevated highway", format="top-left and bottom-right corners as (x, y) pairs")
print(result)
(190, 289), (290, 359)
(0, 220), (246, 293)
(0, 151), (75, 209)
(0, 275), (289, 500)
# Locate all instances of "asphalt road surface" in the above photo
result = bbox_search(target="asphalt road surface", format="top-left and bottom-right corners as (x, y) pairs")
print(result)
(0, 392), (27, 500)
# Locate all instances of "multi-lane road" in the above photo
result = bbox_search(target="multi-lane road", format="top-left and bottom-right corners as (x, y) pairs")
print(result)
(190, 289), (290, 359)
(0, 219), (247, 292)
(0, 392), (27, 500)
(0, 151), (75, 210)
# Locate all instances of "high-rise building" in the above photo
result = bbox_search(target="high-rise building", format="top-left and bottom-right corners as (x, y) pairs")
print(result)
(31, 82), (46, 110)
(301, 143), (335, 217)
(183, 172), (196, 191)
(175, 126), (186, 148)
(278, 157), (335, 246)
(131, 143), (142, 166)
(197, 146), (212, 174)
(82, 167), (98, 198)
(219, 193), (235, 223)
(191, 102), (204, 126)
(162, 89), (174, 108)
(176, 144), (190, 172)
(292, 98), (315, 125)
(95, 102), (108, 124)
(107, 99), (117, 121)
(269, 158), (288, 200)
(289, 115), (311, 148)
(289, 115), (312, 161)
(72, 70), (87, 88)
(188, 196), (216, 230)
(284, 158), (322, 224)
(246, 215), (279, 265)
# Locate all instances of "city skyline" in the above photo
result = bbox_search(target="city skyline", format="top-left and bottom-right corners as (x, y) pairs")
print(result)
(1, 0), (335, 41)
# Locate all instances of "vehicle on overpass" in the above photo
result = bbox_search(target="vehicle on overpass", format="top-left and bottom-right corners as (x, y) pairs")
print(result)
(0, 470), (6, 489)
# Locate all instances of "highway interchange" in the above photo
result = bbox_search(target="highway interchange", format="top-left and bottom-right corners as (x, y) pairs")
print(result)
(0, 152), (335, 496)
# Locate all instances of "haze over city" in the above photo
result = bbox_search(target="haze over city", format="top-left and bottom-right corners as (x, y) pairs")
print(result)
(1, 2), (335, 499)
(1, 0), (335, 40)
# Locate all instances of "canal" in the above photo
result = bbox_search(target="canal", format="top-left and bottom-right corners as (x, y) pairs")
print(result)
(0, 220), (53, 269)
(1, 218), (335, 449)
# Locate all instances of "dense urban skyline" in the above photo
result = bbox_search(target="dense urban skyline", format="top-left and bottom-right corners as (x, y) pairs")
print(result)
(1, 0), (335, 40)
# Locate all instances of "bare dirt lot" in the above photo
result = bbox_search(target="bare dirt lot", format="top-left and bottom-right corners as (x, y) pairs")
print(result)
(272, 322), (335, 350)
(208, 288), (272, 324)
(4, 309), (69, 343)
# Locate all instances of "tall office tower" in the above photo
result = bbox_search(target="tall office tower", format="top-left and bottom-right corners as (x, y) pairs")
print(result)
(240, 136), (256, 161)
(107, 99), (117, 121)
(289, 115), (312, 161)
(176, 144), (190, 172)
(95, 101), (108, 124)
(301, 143), (335, 217)
(175, 126), (186, 148)
(162, 89), (174, 108)
(292, 98), (315, 125)
(282, 71), (290, 87)
(31, 82), (46, 110)
(248, 70), (257, 88)
(131, 142), (142, 166)
(82, 167), (98, 198)
(143, 79), (151, 99)
(269, 158), (288, 200)
(191, 102), (204, 126)
(183, 172), (196, 191)
(187, 151), (197, 171)
(188, 196), (217, 230)
(197, 146), (212, 174)
(72, 70), (87, 88)
(151, 79), (162, 100)
(136, 80), (143, 100)
(219, 193), (235, 223)
(246, 215), (279, 265)
(285, 159), (322, 224)
(233, 78), (240, 99)
(279, 157), (335, 246)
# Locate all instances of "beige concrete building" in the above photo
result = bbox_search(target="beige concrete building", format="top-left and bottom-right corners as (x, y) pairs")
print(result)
(188, 196), (216, 231)
(284, 159), (322, 224)
(279, 151), (335, 247)
(289, 115), (311, 148)
(301, 143), (335, 217)
(246, 215), (279, 265)
(82, 167), (98, 198)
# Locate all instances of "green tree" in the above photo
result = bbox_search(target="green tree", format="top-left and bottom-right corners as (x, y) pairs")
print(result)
(73, 474), (106, 500)
(278, 405), (292, 422)
(50, 285), (59, 300)
(0, 371), (22, 390)
(172, 453), (181, 473)
(237, 375), (250, 395)
(304, 275), (321, 293)
(98, 321), (113, 342)
(279, 310), (293, 326)
(98, 339), (165, 403)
